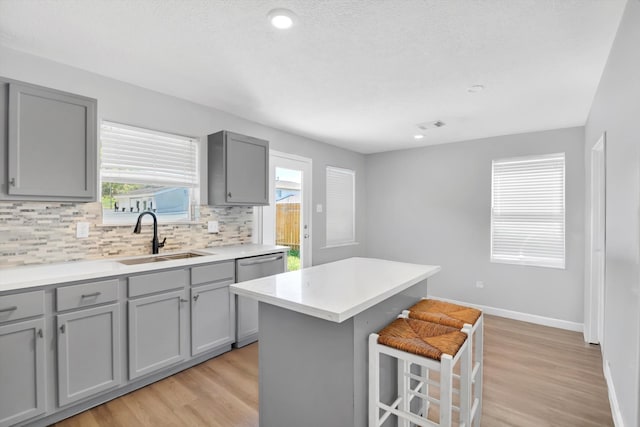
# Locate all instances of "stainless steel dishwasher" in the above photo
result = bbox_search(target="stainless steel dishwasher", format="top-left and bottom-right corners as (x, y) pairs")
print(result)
(234, 252), (286, 347)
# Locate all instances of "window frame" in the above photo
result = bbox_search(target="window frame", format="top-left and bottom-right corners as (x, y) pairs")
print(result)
(325, 165), (357, 248)
(99, 121), (200, 226)
(490, 152), (566, 269)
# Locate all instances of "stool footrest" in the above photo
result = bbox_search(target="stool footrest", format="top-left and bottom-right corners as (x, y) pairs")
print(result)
(472, 361), (481, 381)
(377, 401), (439, 427)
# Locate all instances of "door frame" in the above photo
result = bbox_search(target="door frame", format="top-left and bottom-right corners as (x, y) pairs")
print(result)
(585, 133), (606, 344)
(259, 150), (313, 268)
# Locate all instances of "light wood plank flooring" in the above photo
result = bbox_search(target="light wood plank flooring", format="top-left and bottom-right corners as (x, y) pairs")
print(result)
(54, 315), (612, 427)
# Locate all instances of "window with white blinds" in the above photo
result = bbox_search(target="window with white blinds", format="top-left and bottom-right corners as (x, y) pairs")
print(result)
(490, 153), (565, 269)
(101, 121), (198, 187)
(100, 121), (199, 224)
(326, 166), (356, 246)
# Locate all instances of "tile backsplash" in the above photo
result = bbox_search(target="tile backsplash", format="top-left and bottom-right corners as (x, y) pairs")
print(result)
(0, 202), (253, 268)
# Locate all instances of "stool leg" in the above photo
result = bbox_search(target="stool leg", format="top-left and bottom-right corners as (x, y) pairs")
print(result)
(398, 358), (409, 427)
(369, 334), (380, 427)
(420, 365), (429, 418)
(439, 354), (453, 427)
(460, 330), (472, 427)
(473, 315), (484, 427)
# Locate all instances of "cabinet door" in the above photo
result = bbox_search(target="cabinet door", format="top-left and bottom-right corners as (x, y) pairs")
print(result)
(57, 303), (121, 406)
(225, 132), (268, 205)
(128, 290), (188, 380)
(236, 295), (259, 345)
(6, 82), (96, 200)
(0, 318), (46, 427)
(191, 281), (234, 356)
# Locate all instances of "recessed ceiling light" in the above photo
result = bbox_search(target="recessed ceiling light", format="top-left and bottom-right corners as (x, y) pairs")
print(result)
(414, 134), (424, 140)
(468, 85), (485, 93)
(268, 9), (296, 29)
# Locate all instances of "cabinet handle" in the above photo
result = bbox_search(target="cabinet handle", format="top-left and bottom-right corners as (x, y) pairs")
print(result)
(0, 306), (18, 313)
(227, 192), (232, 198)
(180, 298), (188, 303)
(60, 324), (65, 334)
(238, 255), (283, 266)
(9, 177), (15, 186)
(81, 292), (102, 298)
(38, 329), (43, 338)
(193, 294), (199, 301)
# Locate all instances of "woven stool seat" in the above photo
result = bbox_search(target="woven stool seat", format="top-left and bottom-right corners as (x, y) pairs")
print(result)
(377, 318), (467, 361)
(408, 299), (482, 329)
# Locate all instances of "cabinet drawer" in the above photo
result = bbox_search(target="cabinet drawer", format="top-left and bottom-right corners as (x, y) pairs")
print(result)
(0, 290), (44, 323)
(191, 261), (235, 286)
(129, 269), (187, 298)
(56, 279), (119, 312)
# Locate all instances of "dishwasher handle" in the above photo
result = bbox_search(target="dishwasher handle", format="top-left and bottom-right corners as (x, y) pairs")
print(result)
(238, 255), (283, 266)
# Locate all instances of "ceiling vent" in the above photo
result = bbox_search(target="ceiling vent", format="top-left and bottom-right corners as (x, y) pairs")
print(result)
(417, 120), (446, 131)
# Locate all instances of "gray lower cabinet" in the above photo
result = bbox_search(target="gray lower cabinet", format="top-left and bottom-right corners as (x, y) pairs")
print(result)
(128, 289), (188, 380)
(56, 303), (121, 407)
(0, 77), (97, 201)
(235, 253), (286, 347)
(191, 281), (234, 356)
(0, 318), (46, 427)
(207, 130), (269, 206)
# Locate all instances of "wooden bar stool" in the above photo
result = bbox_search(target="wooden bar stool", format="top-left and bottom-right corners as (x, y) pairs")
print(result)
(369, 316), (472, 427)
(404, 299), (483, 427)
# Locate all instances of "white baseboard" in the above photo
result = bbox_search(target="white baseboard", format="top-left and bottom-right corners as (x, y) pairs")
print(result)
(428, 295), (584, 332)
(603, 360), (625, 427)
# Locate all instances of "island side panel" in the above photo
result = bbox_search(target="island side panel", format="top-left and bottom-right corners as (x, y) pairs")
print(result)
(352, 278), (430, 427)
(259, 303), (356, 427)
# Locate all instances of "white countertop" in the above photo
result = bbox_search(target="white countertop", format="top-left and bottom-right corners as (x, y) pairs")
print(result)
(0, 244), (288, 293)
(229, 257), (440, 323)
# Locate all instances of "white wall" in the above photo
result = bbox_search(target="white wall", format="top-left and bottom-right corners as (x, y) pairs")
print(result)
(365, 127), (585, 324)
(0, 46), (366, 266)
(584, 1), (640, 425)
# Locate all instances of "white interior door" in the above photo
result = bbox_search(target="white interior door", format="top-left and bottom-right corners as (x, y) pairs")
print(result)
(585, 133), (606, 344)
(262, 151), (312, 269)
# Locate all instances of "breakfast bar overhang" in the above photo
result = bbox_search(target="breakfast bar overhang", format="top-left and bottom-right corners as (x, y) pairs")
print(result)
(229, 257), (441, 427)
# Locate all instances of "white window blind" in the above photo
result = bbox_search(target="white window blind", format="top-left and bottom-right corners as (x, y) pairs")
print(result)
(326, 166), (356, 246)
(100, 121), (198, 187)
(491, 153), (565, 269)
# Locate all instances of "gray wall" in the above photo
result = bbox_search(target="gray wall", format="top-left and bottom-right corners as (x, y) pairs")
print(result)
(365, 127), (585, 323)
(584, 1), (640, 425)
(0, 46), (366, 266)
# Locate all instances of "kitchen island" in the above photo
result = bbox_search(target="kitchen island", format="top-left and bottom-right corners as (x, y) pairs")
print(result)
(229, 257), (440, 427)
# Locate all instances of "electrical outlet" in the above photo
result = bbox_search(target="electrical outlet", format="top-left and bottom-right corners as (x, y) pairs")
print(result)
(208, 221), (219, 233)
(475, 281), (484, 289)
(76, 222), (90, 238)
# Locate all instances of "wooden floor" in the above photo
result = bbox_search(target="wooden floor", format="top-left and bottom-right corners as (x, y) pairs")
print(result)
(54, 315), (613, 427)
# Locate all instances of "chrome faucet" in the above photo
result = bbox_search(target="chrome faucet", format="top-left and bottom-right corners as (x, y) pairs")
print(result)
(133, 211), (166, 254)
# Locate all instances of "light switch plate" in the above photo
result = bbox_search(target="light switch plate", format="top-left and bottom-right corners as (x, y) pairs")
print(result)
(316, 204), (323, 213)
(76, 222), (90, 238)
(208, 221), (219, 233)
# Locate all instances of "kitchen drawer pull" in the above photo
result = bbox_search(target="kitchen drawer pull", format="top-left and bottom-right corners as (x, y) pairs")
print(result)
(193, 294), (199, 301)
(0, 306), (18, 313)
(38, 329), (43, 338)
(238, 255), (283, 266)
(180, 298), (188, 303)
(81, 292), (102, 298)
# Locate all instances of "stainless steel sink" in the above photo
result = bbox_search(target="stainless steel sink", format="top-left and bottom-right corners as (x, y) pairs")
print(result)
(118, 252), (205, 265)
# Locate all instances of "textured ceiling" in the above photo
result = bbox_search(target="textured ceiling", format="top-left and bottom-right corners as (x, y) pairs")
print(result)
(0, 0), (626, 153)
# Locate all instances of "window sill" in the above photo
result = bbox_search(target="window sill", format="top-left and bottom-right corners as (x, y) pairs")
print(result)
(97, 221), (200, 228)
(322, 242), (360, 249)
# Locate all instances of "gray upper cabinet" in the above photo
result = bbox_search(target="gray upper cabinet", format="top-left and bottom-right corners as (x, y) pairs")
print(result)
(0, 77), (97, 201)
(207, 130), (269, 206)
